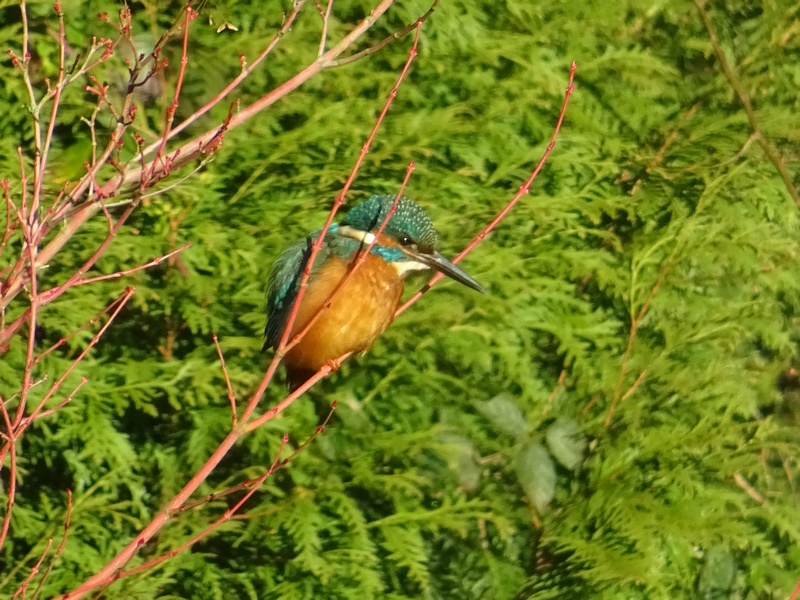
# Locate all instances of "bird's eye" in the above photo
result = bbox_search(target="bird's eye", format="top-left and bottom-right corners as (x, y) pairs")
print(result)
(399, 235), (413, 246)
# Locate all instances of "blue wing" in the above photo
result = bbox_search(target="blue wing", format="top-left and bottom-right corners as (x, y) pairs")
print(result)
(264, 221), (369, 350)
(264, 235), (332, 350)
(265, 238), (310, 349)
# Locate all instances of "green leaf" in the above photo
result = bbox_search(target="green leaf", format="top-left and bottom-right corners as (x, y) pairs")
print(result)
(476, 393), (527, 438)
(440, 434), (481, 491)
(514, 442), (556, 512)
(698, 545), (736, 599)
(545, 418), (586, 470)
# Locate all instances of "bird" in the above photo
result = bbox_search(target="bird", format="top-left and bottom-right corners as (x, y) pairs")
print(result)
(264, 194), (486, 390)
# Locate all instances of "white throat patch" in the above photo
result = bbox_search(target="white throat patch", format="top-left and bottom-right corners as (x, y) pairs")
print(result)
(338, 225), (376, 245)
(391, 260), (430, 276)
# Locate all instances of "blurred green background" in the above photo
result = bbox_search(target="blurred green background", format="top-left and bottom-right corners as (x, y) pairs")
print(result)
(0, 0), (798, 597)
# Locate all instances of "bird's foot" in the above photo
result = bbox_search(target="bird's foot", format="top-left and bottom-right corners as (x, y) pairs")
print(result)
(324, 358), (342, 373)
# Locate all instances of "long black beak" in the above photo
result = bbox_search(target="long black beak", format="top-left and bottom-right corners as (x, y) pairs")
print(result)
(412, 250), (487, 294)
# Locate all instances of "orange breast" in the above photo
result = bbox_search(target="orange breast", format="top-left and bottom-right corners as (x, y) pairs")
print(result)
(283, 251), (404, 373)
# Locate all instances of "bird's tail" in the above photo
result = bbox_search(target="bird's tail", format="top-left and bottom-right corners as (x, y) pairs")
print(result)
(286, 366), (316, 393)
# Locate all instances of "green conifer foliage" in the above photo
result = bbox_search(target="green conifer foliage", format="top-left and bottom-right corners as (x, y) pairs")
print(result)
(0, 0), (798, 598)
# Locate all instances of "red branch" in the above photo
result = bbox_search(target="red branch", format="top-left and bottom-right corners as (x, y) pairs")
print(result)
(30, 490), (73, 600)
(0, 289), (131, 559)
(396, 60), (577, 316)
(0, 389), (17, 551)
(26, 287), (135, 428)
(73, 404), (335, 588)
(33, 1), (66, 213)
(146, 4), (197, 186)
(274, 25), (421, 356)
(787, 578), (800, 600)
(71, 243), (191, 288)
(0, 203), (144, 350)
(0, 288), (134, 515)
(141, 0), (307, 157)
(120, 434), (290, 578)
(168, 405), (340, 517)
(57, 19), (423, 600)
(11, 539), (52, 600)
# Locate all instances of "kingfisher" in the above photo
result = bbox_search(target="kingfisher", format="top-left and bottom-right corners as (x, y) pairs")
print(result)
(265, 194), (486, 389)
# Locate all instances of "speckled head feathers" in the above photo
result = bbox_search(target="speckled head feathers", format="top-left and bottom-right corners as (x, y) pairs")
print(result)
(342, 195), (438, 252)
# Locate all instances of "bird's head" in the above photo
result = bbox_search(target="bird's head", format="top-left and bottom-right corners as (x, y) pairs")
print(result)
(337, 195), (486, 294)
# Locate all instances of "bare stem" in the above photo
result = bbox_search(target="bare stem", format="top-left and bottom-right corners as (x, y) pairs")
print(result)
(141, 0), (307, 157)
(71, 243), (190, 288)
(30, 490), (73, 600)
(693, 0), (800, 207)
(146, 4), (197, 186)
(330, 0), (439, 68)
(396, 61), (578, 316)
(317, 0), (334, 57)
(10, 538), (52, 600)
(56, 12), (425, 598)
(34, 1), (66, 212)
(213, 333), (238, 426)
(273, 25), (421, 360)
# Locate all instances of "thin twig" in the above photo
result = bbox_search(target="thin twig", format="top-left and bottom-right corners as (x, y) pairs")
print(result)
(733, 472), (767, 505)
(118, 405), (336, 580)
(396, 61), (578, 316)
(19, 1), (42, 156)
(693, 0), (800, 207)
(317, 0), (333, 57)
(604, 271), (665, 427)
(619, 370), (647, 403)
(546, 370), (567, 404)
(17, 152), (41, 434)
(31, 286), (134, 363)
(213, 333), (237, 426)
(330, 0), (439, 67)
(0, 204), (138, 350)
(542, 369), (567, 416)
(25, 288), (134, 427)
(0, 389), (17, 552)
(30, 490), (73, 600)
(141, 0), (307, 157)
(57, 9), (420, 597)
(139, 161), (209, 200)
(34, 1), (67, 212)
(146, 5), (197, 186)
(71, 243), (190, 288)
(629, 103), (700, 195)
(11, 538), (52, 600)
(34, 376), (88, 421)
